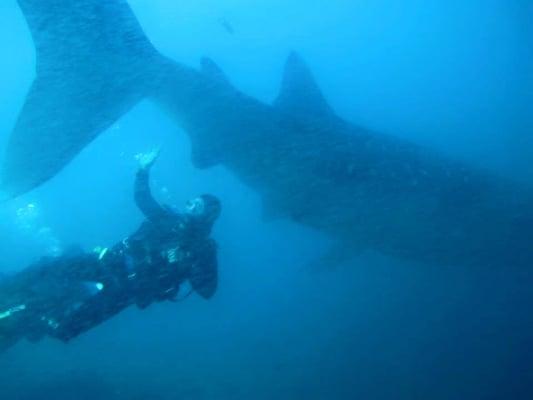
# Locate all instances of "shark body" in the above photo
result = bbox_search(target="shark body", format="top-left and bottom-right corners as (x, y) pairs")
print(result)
(2, 0), (532, 268)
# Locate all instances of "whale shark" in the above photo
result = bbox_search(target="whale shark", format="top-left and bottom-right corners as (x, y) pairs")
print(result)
(2, 0), (532, 268)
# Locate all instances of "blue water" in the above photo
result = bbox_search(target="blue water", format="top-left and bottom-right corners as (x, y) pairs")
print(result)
(0, 1), (532, 399)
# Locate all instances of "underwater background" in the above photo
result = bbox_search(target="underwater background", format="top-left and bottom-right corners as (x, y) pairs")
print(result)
(0, 0), (531, 399)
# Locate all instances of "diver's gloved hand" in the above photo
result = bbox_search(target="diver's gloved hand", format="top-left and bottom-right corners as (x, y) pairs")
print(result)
(136, 148), (160, 170)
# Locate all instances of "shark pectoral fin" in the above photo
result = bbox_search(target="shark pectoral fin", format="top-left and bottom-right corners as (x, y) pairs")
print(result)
(261, 198), (287, 222)
(191, 153), (219, 169)
(305, 242), (362, 271)
(274, 51), (334, 118)
(190, 138), (221, 169)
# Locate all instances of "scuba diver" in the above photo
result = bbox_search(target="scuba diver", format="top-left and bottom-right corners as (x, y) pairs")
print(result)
(0, 150), (221, 351)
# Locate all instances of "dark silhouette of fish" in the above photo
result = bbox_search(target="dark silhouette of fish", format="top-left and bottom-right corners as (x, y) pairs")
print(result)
(2, 0), (532, 268)
(218, 18), (235, 35)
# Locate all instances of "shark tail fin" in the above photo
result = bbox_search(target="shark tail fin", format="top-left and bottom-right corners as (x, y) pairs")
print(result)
(1, 0), (167, 198)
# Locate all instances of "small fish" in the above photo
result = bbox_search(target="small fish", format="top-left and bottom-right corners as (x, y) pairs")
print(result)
(218, 18), (235, 35)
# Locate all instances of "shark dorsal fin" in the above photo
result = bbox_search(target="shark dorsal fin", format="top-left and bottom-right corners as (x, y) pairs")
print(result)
(274, 51), (333, 118)
(201, 57), (230, 85)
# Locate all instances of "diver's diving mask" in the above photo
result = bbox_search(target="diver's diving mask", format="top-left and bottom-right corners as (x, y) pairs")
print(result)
(185, 197), (206, 217)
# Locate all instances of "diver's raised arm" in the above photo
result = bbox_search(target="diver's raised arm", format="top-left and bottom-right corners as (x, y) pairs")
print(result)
(134, 149), (168, 221)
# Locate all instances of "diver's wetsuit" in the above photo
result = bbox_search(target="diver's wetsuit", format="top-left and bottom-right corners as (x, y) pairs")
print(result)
(0, 168), (218, 349)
